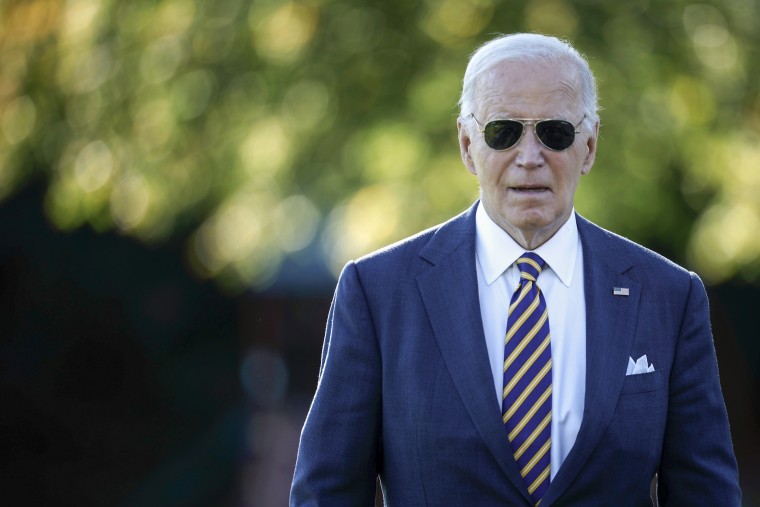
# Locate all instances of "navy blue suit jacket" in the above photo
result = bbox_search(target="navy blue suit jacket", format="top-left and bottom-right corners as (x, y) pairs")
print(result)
(291, 203), (740, 506)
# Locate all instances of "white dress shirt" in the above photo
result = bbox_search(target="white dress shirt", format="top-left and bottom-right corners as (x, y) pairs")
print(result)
(474, 202), (586, 479)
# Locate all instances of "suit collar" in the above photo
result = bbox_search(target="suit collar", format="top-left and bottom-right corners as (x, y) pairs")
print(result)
(418, 202), (478, 266)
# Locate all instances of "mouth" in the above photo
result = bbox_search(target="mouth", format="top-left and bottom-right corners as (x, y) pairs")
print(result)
(510, 185), (550, 193)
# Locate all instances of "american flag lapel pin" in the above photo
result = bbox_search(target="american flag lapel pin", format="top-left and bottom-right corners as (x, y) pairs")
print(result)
(613, 287), (630, 296)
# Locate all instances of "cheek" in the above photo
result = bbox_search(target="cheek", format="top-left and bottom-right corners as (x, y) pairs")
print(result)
(471, 145), (491, 167)
(559, 172), (583, 201)
(476, 152), (511, 180)
(481, 167), (507, 192)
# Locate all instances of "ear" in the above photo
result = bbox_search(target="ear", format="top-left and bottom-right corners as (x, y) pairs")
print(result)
(458, 118), (478, 176)
(580, 120), (599, 176)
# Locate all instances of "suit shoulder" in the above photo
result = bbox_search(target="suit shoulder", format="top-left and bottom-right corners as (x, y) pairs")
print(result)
(353, 205), (474, 270)
(578, 215), (694, 285)
(355, 223), (440, 267)
(332, 225), (439, 299)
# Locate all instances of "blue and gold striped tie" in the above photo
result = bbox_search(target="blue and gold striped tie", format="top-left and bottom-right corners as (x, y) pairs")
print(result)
(502, 252), (551, 505)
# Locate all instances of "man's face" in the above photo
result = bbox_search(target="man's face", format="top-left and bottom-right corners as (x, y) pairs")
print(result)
(458, 59), (598, 249)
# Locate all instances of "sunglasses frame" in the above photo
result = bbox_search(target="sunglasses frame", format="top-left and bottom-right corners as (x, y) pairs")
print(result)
(469, 113), (586, 152)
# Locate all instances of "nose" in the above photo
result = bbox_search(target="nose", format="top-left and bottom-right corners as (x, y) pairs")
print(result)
(514, 123), (545, 168)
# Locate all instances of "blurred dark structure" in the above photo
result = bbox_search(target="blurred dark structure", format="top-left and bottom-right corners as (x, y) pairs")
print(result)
(707, 281), (760, 505)
(0, 184), (245, 506)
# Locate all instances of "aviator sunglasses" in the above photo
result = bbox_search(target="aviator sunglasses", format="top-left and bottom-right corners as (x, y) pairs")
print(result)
(470, 113), (586, 151)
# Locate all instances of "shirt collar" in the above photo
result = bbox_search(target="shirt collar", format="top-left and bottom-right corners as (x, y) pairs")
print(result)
(475, 202), (579, 287)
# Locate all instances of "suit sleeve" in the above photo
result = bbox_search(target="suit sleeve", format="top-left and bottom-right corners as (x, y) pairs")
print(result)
(658, 272), (741, 505)
(290, 261), (382, 506)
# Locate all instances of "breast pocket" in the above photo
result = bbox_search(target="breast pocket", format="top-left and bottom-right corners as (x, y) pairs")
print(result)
(614, 354), (669, 457)
(620, 370), (664, 395)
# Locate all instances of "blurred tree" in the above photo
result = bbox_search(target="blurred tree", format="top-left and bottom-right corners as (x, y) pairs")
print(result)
(1, 0), (759, 292)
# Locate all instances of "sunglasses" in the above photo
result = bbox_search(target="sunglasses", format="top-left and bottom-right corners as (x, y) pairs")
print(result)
(470, 113), (585, 151)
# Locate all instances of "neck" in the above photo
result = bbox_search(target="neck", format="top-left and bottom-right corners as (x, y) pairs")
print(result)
(505, 228), (556, 251)
(498, 213), (572, 251)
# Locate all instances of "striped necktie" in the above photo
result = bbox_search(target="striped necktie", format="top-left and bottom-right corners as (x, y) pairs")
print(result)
(502, 252), (552, 505)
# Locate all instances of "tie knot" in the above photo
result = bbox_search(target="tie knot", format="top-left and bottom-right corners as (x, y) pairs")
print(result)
(516, 252), (545, 282)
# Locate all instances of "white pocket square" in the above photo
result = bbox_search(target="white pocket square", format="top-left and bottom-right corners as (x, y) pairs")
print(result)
(626, 354), (655, 375)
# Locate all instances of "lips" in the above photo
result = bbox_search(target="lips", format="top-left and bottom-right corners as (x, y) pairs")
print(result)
(510, 185), (550, 192)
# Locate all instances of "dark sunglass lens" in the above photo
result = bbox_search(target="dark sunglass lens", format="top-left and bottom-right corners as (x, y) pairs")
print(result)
(536, 120), (575, 150)
(484, 120), (523, 150)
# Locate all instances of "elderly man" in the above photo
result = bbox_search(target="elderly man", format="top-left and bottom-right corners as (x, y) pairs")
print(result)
(290, 33), (740, 506)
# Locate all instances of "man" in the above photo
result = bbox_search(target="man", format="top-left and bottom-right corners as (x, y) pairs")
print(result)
(290, 33), (741, 506)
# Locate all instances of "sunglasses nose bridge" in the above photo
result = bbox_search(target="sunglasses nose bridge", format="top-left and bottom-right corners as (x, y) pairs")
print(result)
(517, 120), (545, 150)
(513, 121), (548, 166)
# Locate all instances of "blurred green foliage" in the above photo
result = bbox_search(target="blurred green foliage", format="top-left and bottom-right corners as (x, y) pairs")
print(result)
(2, 0), (760, 292)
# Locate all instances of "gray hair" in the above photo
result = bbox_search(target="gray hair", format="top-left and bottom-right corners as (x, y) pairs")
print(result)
(459, 33), (599, 125)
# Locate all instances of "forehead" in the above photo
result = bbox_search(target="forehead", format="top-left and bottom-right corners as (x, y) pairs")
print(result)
(475, 58), (581, 118)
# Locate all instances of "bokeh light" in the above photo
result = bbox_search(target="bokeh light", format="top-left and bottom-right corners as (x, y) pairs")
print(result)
(419, 0), (495, 47)
(2, 0), (760, 292)
(2, 95), (37, 144)
(524, 0), (579, 37)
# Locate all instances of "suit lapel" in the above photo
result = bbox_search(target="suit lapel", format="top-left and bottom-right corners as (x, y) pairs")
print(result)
(416, 204), (533, 504)
(541, 215), (642, 506)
